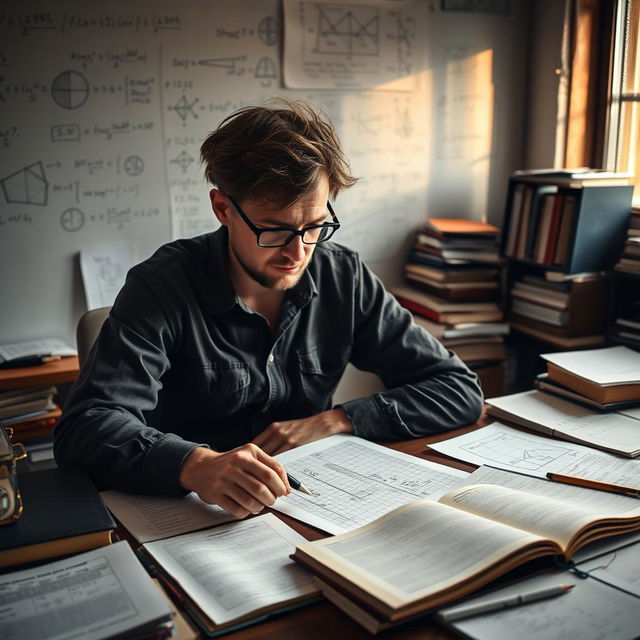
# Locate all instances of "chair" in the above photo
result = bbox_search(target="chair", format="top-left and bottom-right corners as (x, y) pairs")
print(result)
(76, 306), (111, 368)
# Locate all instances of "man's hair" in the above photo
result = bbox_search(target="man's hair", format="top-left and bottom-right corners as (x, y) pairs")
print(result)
(200, 99), (357, 207)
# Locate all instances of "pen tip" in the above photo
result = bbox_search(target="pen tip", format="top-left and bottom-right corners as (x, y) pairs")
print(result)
(299, 484), (311, 495)
(563, 584), (575, 591)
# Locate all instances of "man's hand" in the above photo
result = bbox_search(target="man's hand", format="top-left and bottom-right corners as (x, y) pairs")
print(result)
(252, 408), (353, 456)
(178, 444), (290, 518)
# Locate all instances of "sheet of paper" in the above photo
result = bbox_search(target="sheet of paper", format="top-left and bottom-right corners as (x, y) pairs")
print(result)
(272, 434), (468, 534)
(0, 338), (76, 361)
(486, 390), (640, 456)
(143, 513), (318, 626)
(80, 242), (135, 310)
(282, 0), (425, 90)
(429, 422), (640, 487)
(441, 544), (640, 640)
(100, 489), (236, 543)
(540, 345), (640, 385)
(0, 541), (171, 640)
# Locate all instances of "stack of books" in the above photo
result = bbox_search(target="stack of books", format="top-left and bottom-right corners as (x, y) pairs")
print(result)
(614, 208), (640, 275)
(535, 345), (640, 411)
(0, 385), (61, 440)
(394, 218), (507, 396)
(508, 270), (609, 348)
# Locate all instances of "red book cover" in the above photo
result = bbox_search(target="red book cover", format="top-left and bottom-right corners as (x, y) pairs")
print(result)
(543, 194), (565, 264)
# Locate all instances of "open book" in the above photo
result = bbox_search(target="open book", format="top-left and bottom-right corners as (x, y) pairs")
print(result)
(141, 513), (319, 637)
(291, 466), (640, 633)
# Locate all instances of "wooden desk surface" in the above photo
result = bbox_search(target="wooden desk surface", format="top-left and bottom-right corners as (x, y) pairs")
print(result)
(0, 356), (80, 390)
(136, 420), (486, 640)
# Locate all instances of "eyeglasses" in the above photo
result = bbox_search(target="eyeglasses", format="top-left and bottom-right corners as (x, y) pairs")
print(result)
(227, 195), (340, 248)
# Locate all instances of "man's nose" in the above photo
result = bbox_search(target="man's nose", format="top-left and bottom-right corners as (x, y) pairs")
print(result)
(281, 234), (306, 261)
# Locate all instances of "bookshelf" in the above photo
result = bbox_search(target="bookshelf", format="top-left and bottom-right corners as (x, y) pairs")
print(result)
(500, 177), (633, 272)
(500, 173), (633, 391)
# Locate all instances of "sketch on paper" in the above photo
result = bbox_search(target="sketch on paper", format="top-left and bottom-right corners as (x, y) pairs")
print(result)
(51, 70), (89, 109)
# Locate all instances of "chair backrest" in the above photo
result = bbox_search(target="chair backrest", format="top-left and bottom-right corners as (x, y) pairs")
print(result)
(76, 306), (111, 367)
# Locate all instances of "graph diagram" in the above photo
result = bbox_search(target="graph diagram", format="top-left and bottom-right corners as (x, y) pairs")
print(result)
(1, 162), (48, 205)
(311, 3), (380, 57)
(461, 433), (571, 471)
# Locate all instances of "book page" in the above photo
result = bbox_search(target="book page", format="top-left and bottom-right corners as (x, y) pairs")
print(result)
(143, 513), (318, 626)
(429, 422), (640, 487)
(100, 489), (236, 543)
(296, 500), (550, 610)
(486, 391), (640, 456)
(438, 483), (632, 552)
(0, 541), (171, 640)
(272, 434), (468, 534)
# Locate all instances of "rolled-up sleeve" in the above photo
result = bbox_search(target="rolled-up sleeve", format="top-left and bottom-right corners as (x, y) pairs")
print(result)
(338, 259), (484, 439)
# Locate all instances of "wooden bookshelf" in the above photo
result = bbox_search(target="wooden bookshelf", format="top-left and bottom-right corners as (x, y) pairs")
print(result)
(500, 177), (633, 272)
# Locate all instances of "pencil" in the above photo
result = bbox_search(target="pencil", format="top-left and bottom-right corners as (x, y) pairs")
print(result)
(546, 472), (640, 498)
(439, 584), (574, 622)
(287, 473), (311, 495)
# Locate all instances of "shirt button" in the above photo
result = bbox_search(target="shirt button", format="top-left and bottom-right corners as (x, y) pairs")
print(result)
(268, 354), (275, 363)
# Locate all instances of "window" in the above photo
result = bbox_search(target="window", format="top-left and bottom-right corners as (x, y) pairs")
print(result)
(605, 0), (640, 204)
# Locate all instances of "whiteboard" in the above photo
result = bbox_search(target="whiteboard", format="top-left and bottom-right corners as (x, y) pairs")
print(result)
(0, 0), (528, 344)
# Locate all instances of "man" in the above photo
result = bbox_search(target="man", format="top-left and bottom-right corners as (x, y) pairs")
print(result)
(54, 100), (483, 518)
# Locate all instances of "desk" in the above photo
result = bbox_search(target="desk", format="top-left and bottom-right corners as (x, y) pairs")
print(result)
(119, 422), (483, 640)
(0, 356), (80, 391)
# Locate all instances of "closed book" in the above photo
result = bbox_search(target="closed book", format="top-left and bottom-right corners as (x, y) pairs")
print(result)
(0, 467), (115, 568)
(404, 260), (498, 282)
(534, 373), (640, 412)
(510, 298), (568, 326)
(420, 217), (500, 238)
(542, 346), (640, 404)
(511, 286), (568, 310)
(0, 396), (55, 420)
(0, 385), (57, 408)
(404, 273), (498, 302)
(546, 363), (640, 404)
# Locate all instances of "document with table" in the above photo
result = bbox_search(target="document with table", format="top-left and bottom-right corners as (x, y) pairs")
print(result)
(0, 541), (173, 640)
(271, 434), (469, 534)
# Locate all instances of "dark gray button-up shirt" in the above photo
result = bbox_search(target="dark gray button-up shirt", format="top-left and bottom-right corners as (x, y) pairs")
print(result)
(54, 228), (483, 494)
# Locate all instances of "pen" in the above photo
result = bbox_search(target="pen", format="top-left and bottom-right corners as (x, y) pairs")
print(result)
(287, 472), (311, 495)
(546, 472), (640, 498)
(0, 354), (61, 369)
(438, 584), (574, 622)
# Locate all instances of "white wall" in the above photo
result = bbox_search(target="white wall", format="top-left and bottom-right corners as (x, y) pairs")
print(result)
(0, 0), (530, 355)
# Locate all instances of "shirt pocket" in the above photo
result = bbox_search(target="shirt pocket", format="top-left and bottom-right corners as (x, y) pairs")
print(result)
(199, 360), (250, 410)
(296, 343), (350, 408)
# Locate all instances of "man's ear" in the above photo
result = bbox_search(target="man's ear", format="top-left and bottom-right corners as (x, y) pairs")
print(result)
(210, 189), (232, 226)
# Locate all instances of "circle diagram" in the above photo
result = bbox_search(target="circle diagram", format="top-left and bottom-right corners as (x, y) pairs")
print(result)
(60, 207), (85, 232)
(51, 71), (89, 109)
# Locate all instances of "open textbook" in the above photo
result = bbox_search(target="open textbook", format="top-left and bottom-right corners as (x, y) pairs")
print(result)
(1, 540), (172, 640)
(272, 434), (468, 534)
(428, 422), (640, 487)
(485, 389), (640, 457)
(291, 465), (640, 632)
(141, 513), (319, 637)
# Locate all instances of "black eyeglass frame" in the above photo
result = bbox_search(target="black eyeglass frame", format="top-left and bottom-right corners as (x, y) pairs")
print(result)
(227, 194), (340, 248)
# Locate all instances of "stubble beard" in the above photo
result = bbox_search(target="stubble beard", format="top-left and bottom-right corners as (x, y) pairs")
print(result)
(235, 251), (308, 291)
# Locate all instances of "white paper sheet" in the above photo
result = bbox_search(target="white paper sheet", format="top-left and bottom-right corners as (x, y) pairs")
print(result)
(80, 242), (135, 310)
(100, 489), (236, 543)
(486, 390), (640, 457)
(143, 513), (317, 626)
(441, 542), (640, 640)
(0, 338), (76, 361)
(272, 434), (468, 534)
(282, 0), (425, 90)
(0, 541), (171, 640)
(429, 422), (640, 487)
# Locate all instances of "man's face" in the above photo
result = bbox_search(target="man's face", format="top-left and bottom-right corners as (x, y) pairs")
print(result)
(215, 174), (331, 292)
